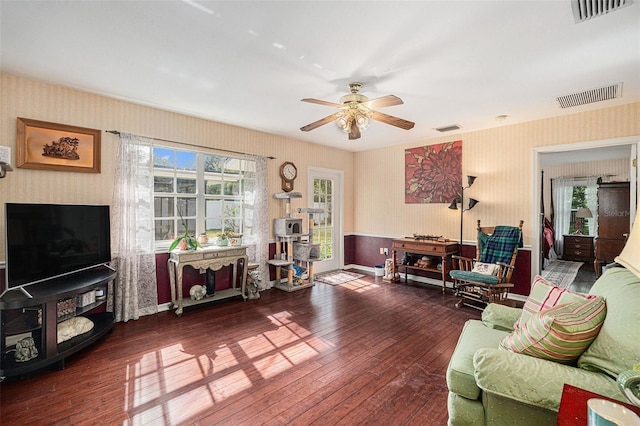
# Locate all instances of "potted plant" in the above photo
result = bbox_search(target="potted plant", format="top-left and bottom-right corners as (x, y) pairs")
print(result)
(168, 214), (202, 252)
(229, 233), (243, 246)
(214, 230), (234, 246)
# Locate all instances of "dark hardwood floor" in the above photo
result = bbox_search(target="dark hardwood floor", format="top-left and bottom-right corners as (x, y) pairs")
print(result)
(1, 273), (480, 426)
(568, 262), (598, 294)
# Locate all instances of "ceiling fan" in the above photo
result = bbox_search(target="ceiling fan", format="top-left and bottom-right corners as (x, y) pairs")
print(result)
(300, 82), (415, 140)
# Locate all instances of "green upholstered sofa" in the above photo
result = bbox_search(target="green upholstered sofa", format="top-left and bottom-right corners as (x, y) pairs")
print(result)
(446, 266), (640, 425)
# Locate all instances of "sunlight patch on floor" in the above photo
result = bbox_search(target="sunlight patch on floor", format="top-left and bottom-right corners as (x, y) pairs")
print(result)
(341, 279), (381, 292)
(125, 310), (333, 424)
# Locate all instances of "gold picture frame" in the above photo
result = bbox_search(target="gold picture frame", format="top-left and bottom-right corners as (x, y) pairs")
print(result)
(17, 117), (101, 173)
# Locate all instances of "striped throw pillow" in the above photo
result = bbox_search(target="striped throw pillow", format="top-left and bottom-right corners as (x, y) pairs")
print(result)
(514, 275), (596, 329)
(499, 296), (606, 363)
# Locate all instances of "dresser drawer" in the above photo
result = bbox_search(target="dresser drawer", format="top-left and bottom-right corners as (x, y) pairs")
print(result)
(393, 241), (445, 253)
(564, 236), (593, 247)
(564, 247), (590, 258)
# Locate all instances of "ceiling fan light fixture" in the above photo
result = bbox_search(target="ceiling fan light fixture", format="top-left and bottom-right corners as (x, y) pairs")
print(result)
(301, 82), (415, 139)
(356, 114), (369, 131)
(336, 116), (349, 131)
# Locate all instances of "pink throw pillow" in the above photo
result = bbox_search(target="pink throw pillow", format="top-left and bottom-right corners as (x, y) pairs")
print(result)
(513, 275), (596, 330)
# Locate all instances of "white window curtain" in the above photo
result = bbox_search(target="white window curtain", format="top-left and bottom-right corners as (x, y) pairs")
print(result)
(584, 178), (598, 236)
(552, 176), (599, 256)
(110, 133), (158, 322)
(243, 155), (269, 287)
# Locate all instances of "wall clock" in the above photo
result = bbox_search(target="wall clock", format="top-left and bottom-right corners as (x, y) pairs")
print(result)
(279, 161), (297, 192)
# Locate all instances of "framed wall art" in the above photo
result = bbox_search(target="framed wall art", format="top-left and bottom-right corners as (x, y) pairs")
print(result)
(405, 140), (462, 203)
(16, 117), (101, 173)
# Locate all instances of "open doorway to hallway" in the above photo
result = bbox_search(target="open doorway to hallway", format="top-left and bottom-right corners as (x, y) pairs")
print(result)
(533, 137), (638, 290)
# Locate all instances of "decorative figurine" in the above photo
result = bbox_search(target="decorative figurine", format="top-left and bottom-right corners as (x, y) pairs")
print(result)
(15, 337), (38, 362)
(189, 285), (207, 301)
(246, 270), (262, 299)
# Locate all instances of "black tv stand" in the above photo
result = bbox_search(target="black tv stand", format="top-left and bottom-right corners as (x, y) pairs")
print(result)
(0, 265), (117, 380)
(17, 287), (33, 299)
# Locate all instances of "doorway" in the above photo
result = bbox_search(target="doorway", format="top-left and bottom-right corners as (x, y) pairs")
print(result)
(532, 137), (638, 280)
(308, 167), (343, 273)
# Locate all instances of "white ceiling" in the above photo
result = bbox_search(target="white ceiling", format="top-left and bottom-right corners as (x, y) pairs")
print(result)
(1, 1), (639, 152)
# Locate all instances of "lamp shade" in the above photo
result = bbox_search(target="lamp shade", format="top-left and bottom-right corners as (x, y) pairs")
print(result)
(576, 207), (593, 219)
(468, 198), (479, 210)
(615, 209), (640, 279)
(448, 199), (459, 210)
(467, 175), (477, 187)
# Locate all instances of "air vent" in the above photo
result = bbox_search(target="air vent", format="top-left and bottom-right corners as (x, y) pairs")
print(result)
(571, 0), (633, 22)
(434, 124), (461, 132)
(556, 83), (623, 108)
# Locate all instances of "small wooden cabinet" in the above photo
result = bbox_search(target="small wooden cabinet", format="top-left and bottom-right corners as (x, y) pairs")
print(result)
(562, 235), (594, 263)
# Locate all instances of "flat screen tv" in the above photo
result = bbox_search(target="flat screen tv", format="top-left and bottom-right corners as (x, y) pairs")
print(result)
(4, 203), (111, 292)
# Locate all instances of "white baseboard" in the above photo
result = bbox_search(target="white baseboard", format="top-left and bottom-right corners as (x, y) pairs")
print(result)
(158, 302), (173, 312)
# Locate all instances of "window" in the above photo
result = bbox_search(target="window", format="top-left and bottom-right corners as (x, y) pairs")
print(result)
(313, 177), (333, 260)
(553, 176), (598, 243)
(568, 186), (587, 234)
(152, 146), (256, 249)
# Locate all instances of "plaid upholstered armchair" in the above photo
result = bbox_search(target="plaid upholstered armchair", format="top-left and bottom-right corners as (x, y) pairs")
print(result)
(450, 220), (524, 310)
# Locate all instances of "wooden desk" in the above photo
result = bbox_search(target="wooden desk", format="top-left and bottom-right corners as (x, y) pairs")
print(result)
(391, 239), (459, 293)
(558, 384), (640, 425)
(168, 246), (248, 316)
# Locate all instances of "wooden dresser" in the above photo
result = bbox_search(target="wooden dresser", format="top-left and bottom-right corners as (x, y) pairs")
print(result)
(595, 181), (631, 276)
(562, 234), (594, 263)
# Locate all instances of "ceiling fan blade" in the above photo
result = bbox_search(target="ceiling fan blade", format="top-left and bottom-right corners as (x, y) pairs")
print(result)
(301, 98), (343, 108)
(300, 113), (342, 132)
(370, 111), (415, 130)
(364, 94), (404, 109)
(349, 119), (361, 140)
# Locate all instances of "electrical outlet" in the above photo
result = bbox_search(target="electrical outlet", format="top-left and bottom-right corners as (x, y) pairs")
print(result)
(379, 247), (384, 255)
(383, 248), (389, 256)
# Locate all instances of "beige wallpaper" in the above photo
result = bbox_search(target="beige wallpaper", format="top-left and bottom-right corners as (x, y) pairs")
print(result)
(1, 73), (639, 262)
(353, 103), (640, 246)
(541, 159), (630, 216)
(0, 73), (355, 260)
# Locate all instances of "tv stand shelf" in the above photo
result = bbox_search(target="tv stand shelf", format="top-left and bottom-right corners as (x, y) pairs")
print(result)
(1, 265), (117, 379)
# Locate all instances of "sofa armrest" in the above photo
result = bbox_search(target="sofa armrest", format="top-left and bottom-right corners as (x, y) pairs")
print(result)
(481, 303), (521, 331)
(473, 348), (625, 412)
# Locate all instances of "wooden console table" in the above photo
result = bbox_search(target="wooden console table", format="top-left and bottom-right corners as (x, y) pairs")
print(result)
(391, 239), (459, 293)
(168, 246), (248, 316)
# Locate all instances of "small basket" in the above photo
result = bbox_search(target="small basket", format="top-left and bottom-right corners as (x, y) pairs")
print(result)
(77, 290), (96, 307)
(57, 297), (77, 318)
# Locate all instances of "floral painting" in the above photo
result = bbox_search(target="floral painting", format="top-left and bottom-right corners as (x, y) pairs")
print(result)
(405, 140), (462, 203)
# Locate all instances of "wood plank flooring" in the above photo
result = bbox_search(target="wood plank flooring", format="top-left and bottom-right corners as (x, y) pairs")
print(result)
(1, 273), (480, 425)
(568, 262), (598, 294)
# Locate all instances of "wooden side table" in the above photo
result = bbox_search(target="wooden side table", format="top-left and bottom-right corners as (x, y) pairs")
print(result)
(391, 239), (459, 293)
(557, 384), (640, 425)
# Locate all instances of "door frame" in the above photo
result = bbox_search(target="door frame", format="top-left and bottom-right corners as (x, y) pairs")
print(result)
(532, 136), (638, 279)
(308, 166), (344, 273)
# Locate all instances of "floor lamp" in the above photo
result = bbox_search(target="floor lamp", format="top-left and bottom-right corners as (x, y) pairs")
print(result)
(449, 175), (479, 253)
